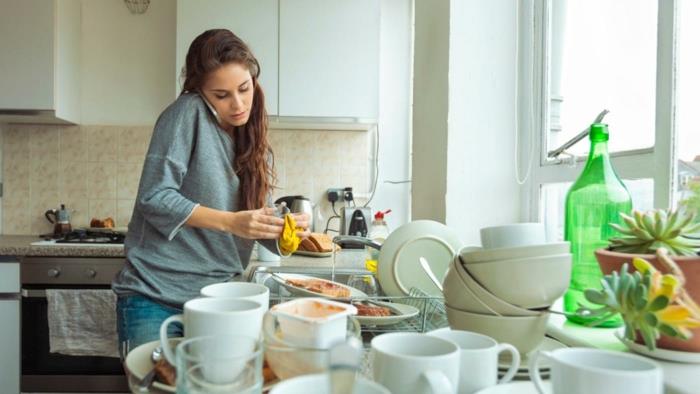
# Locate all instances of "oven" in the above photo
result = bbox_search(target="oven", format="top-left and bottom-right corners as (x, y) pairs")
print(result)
(21, 256), (129, 393)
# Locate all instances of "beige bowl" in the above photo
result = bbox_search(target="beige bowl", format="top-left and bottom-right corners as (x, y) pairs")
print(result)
(463, 254), (572, 309)
(445, 305), (549, 354)
(460, 242), (570, 264)
(451, 256), (541, 317)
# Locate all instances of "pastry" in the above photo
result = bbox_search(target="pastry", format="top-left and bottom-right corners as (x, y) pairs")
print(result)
(353, 302), (393, 317)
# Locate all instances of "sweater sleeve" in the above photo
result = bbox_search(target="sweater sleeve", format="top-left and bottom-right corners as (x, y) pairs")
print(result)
(135, 97), (200, 240)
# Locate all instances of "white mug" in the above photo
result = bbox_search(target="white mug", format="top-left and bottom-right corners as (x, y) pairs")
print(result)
(479, 223), (546, 249)
(427, 329), (520, 393)
(372, 333), (460, 394)
(529, 348), (663, 394)
(200, 282), (270, 311)
(159, 297), (265, 365)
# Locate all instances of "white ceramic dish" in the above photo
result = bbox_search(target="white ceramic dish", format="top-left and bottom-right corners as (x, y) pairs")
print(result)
(377, 220), (463, 297)
(460, 242), (570, 264)
(445, 305), (549, 354)
(452, 256), (541, 317)
(125, 338), (180, 393)
(272, 273), (367, 298)
(464, 253), (572, 309)
(474, 381), (551, 394)
(355, 301), (420, 326)
(616, 330), (700, 364)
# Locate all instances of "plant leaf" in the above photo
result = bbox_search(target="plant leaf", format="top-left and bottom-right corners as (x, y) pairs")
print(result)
(648, 295), (669, 312)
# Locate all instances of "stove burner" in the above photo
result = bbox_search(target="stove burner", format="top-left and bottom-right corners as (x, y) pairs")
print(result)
(52, 229), (125, 244)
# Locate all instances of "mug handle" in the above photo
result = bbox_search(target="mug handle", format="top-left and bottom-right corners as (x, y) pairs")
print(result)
(528, 350), (552, 394)
(420, 370), (454, 394)
(159, 314), (183, 365)
(496, 343), (521, 384)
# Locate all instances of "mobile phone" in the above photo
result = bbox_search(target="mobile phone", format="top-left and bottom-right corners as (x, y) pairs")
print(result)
(198, 90), (222, 124)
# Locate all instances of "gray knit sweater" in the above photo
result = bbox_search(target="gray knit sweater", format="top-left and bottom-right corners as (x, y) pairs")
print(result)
(112, 92), (278, 307)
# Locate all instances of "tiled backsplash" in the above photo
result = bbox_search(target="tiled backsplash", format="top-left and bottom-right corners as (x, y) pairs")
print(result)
(2, 124), (370, 235)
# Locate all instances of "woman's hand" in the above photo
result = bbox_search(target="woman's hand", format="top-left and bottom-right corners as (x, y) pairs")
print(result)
(292, 212), (311, 239)
(228, 207), (284, 239)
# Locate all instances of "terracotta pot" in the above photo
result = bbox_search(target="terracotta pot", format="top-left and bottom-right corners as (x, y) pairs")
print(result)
(595, 248), (700, 352)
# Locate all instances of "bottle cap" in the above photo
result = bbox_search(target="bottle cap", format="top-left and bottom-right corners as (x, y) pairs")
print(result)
(374, 209), (391, 220)
(589, 123), (609, 142)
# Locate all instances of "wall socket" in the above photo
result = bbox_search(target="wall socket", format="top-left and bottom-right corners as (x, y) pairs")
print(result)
(326, 188), (344, 203)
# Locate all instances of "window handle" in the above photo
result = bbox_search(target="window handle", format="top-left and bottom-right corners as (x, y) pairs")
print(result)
(548, 109), (610, 159)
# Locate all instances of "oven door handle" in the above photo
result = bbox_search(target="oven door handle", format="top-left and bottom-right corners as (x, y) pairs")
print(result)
(21, 289), (47, 298)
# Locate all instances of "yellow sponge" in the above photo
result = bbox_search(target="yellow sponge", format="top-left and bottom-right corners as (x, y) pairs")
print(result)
(279, 214), (302, 256)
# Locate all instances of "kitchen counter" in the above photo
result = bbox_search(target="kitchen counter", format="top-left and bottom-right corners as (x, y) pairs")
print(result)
(0, 235), (125, 257)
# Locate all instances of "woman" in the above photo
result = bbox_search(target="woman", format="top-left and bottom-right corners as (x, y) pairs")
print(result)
(112, 29), (309, 352)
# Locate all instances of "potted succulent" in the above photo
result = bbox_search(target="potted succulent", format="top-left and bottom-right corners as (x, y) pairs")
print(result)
(580, 250), (700, 352)
(594, 209), (700, 351)
(596, 209), (700, 294)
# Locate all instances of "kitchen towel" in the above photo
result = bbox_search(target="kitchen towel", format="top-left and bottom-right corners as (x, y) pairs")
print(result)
(46, 289), (119, 357)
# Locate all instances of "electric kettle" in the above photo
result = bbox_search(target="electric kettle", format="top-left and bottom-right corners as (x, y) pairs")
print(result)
(274, 195), (314, 231)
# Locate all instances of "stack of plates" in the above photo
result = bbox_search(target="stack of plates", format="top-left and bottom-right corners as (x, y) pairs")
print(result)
(497, 337), (566, 380)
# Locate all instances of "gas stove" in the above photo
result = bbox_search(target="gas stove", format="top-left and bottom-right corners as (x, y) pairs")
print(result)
(31, 229), (125, 246)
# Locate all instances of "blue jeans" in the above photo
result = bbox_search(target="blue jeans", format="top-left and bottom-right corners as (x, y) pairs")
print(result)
(116, 294), (183, 359)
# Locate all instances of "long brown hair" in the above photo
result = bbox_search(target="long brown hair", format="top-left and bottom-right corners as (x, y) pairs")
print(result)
(180, 29), (275, 211)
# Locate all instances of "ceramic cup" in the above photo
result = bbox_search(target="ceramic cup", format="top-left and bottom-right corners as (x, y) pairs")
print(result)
(159, 297), (265, 366)
(200, 282), (270, 311)
(371, 333), (460, 394)
(529, 348), (663, 394)
(479, 223), (546, 249)
(257, 242), (281, 262)
(427, 329), (520, 394)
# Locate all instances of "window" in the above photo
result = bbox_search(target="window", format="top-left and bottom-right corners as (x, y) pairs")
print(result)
(520, 0), (680, 228)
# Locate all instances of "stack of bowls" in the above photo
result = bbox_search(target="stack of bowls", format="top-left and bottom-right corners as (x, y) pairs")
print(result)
(442, 223), (571, 355)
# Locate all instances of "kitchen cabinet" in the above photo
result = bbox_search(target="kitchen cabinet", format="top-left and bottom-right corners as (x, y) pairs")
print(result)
(176, 0), (279, 114)
(0, 261), (20, 394)
(278, 0), (379, 119)
(0, 0), (81, 124)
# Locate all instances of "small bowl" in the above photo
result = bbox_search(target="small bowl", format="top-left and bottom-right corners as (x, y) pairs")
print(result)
(463, 254), (572, 309)
(270, 373), (390, 394)
(452, 256), (541, 317)
(460, 242), (570, 264)
(445, 305), (549, 354)
(263, 312), (361, 380)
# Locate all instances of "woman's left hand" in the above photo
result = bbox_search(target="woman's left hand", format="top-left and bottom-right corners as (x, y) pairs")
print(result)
(292, 212), (311, 238)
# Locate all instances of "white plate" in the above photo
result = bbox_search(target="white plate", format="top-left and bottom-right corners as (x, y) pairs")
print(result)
(86, 226), (128, 233)
(125, 339), (179, 393)
(377, 220), (463, 297)
(355, 301), (420, 326)
(475, 381), (550, 394)
(616, 330), (700, 363)
(460, 242), (570, 264)
(498, 337), (567, 372)
(272, 273), (368, 298)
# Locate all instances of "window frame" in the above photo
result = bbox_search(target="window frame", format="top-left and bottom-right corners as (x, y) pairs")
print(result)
(519, 0), (679, 222)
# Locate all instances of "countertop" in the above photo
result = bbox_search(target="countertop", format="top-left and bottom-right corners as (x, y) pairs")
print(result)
(0, 235), (125, 258)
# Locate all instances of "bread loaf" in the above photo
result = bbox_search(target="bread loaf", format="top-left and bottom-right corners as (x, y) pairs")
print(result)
(298, 233), (334, 253)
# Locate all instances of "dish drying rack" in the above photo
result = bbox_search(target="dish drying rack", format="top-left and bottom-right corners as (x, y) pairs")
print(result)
(247, 265), (448, 340)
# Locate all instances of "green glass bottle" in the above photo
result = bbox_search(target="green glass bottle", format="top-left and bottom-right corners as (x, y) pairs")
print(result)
(563, 123), (632, 327)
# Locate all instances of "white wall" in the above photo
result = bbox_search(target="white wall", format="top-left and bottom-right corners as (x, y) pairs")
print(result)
(413, 0), (521, 245)
(411, 0), (450, 222)
(369, 0), (414, 228)
(80, 0), (175, 125)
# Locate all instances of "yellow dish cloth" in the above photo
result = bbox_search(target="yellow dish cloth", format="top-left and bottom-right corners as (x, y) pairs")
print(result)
(279, 214), (302, 256)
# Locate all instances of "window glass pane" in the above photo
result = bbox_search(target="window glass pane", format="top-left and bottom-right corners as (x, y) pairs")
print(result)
(676, 0), (700, 219)
(540, 179), (654, 242)
(548, 0), (657, 155)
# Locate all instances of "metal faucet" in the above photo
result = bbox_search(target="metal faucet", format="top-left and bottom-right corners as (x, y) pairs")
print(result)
(332, 235), (382, 251)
